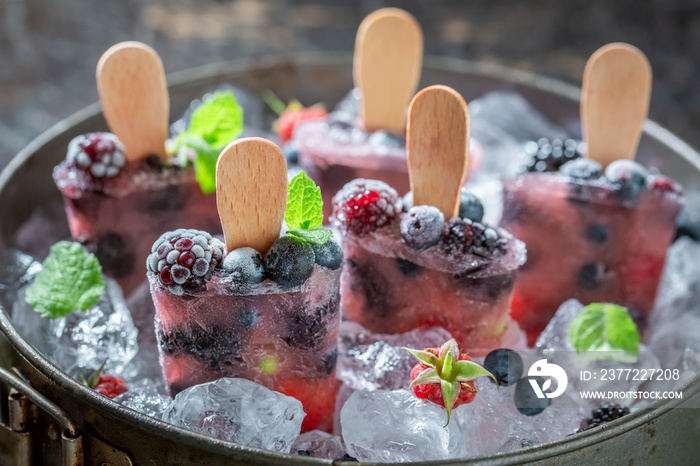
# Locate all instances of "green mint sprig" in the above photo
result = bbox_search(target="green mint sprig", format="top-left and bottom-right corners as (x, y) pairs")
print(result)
(170, 91), (244, 193)
(568, 303), (641, 363)
(284, 172), (332, 244)
(24, 241), (106, 319)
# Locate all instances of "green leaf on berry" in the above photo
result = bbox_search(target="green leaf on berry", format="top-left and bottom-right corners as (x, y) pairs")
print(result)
(568, 303), (641, 363)
(452, 361), (498, 385)
(285, 171), (332, 244)
(287, 228), (332, 244)
(403, 347), (441, 368)
(170, 91), (244, 193)
(25, 241), (106, 319)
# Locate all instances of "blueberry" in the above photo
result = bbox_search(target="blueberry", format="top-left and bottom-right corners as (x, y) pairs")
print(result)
(605, 159), (648, 201)
(89, 233), (133, 278)
(458, 190), (485, 223)
(222, 247), (265, 284)
(395, 258), (421, 277)
(578, 263), (604, 290)
(401, 191), (414, 213)
(401, 205), (445, 249)
(586, 225), (608, 244)
(560, 158), (603, 180)
(265, 237), (315, 288)
(147, 185), (185, 211)
(238, 310), (258, 328)
(282, 145), (299, 165)
(514, 376), (551, 416)
(675, 216), (700, 242)
(310, 238), (343, 269)
(483, 349), (523, 386)
(347, 259), (392, 317)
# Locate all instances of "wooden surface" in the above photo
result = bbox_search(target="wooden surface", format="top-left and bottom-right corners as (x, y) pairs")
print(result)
(216, 137), (287, 255)
(407, 85), (470, 219)
(581, 42), (652, 167)
(96, 41), (169, 161)
(353, 7), (423, 133)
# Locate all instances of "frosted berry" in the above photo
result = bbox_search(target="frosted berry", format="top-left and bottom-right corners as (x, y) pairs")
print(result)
(310, 238), (343, 270)
(332, 179), (399, 235)
(147, 229), (224, 295)
(523, 138), (584, 173)
(458, 190), (485, 223)
(400, 205), (444, 249)
(265, 237), (315, 288)
(605, 159), (648, 202)
(577, 402), (630, 432)
(222, 247), (265, 284)
(560, 158), (603, 180)
(66, 132), (126, 178)
(440, 218), (507, 258)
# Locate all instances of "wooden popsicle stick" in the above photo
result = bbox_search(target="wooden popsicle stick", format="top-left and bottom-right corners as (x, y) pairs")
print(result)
(407, 85), (470, 218)
(96, 41), (169, 161)
(216, 137), (288, 254)
(354, 8), (423, 133)
(581, 43), (652, 168)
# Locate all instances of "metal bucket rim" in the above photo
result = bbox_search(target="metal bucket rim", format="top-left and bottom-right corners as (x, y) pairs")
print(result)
(1, 52), (698, 464)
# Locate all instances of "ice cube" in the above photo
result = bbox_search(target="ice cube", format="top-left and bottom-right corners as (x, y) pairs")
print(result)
(291, 430), (346, 460)
(114, 379), (170, 420)
(341, 389), (468, 462)
(12, 278), (138, 378)
(338, 321), (452, 391)
(123, 281), (162, 383)
(164, 378), (304, 452)
(535, 298), (583, 352)
(0, 249), (41, 310)
(13, 200), (71, 259)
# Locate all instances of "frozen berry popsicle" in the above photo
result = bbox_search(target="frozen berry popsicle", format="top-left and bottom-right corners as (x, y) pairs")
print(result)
(148, 138), (342, 432)
(333, 86), (525, 354)
(294, 8), (423, 219)
(501, 43), (684, 344)
(53, 42), (230, 295)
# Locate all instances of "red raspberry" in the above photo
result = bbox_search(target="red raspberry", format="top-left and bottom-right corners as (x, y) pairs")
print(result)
(93, 374), (129, 399)
(410, 353), (477, 408)
(332, 179), (399, 235)
(648, 175), (682, 194)
(276, 106), (328, 143)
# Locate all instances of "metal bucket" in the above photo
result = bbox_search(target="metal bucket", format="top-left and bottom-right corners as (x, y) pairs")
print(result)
(0, 54), (698, 465)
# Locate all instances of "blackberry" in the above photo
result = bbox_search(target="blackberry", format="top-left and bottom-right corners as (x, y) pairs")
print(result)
(265, 237), (315, 288)
(332, 179), (399, 236)
(483, 349), (523, 387)
(514, 376), (551, 416)
(147, 229), (224, 295)
(222, 247), (265, 284)
(66, 132), (126, 178)
(458, 190), (485, 223)
(284, 292), (340, 350)
(400, 205), (444, 250)
(85, 233), (133, 279)
(158, 324), (242, 367)
(395, 258), (421, 277)
(347, 259), (392, 317)
(577, 402), (630, 433)
(523, 138), (584, 173)
(440, 218), (507, 258)
(310, 238), (343, 270)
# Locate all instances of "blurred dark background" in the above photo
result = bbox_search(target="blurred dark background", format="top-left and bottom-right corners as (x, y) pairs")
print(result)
(1, 0), (699, 169)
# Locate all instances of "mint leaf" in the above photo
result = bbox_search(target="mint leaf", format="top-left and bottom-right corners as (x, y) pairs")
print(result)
(170, 91), (244, 193)
(568, 303), (640, 363)
(285, 172), (324, 231)
(25, 241), (105, 319)
(288, 228), (333, 244)
(188, 91), (244, 148)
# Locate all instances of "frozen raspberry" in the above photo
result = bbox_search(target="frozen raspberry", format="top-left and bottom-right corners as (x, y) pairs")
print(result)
(648, 174), (682, 194)
(332, 179), (399, 235)
(66, 132), (126, 178)
(147, 229), (225, 295)
(80, 364), (128, 399)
